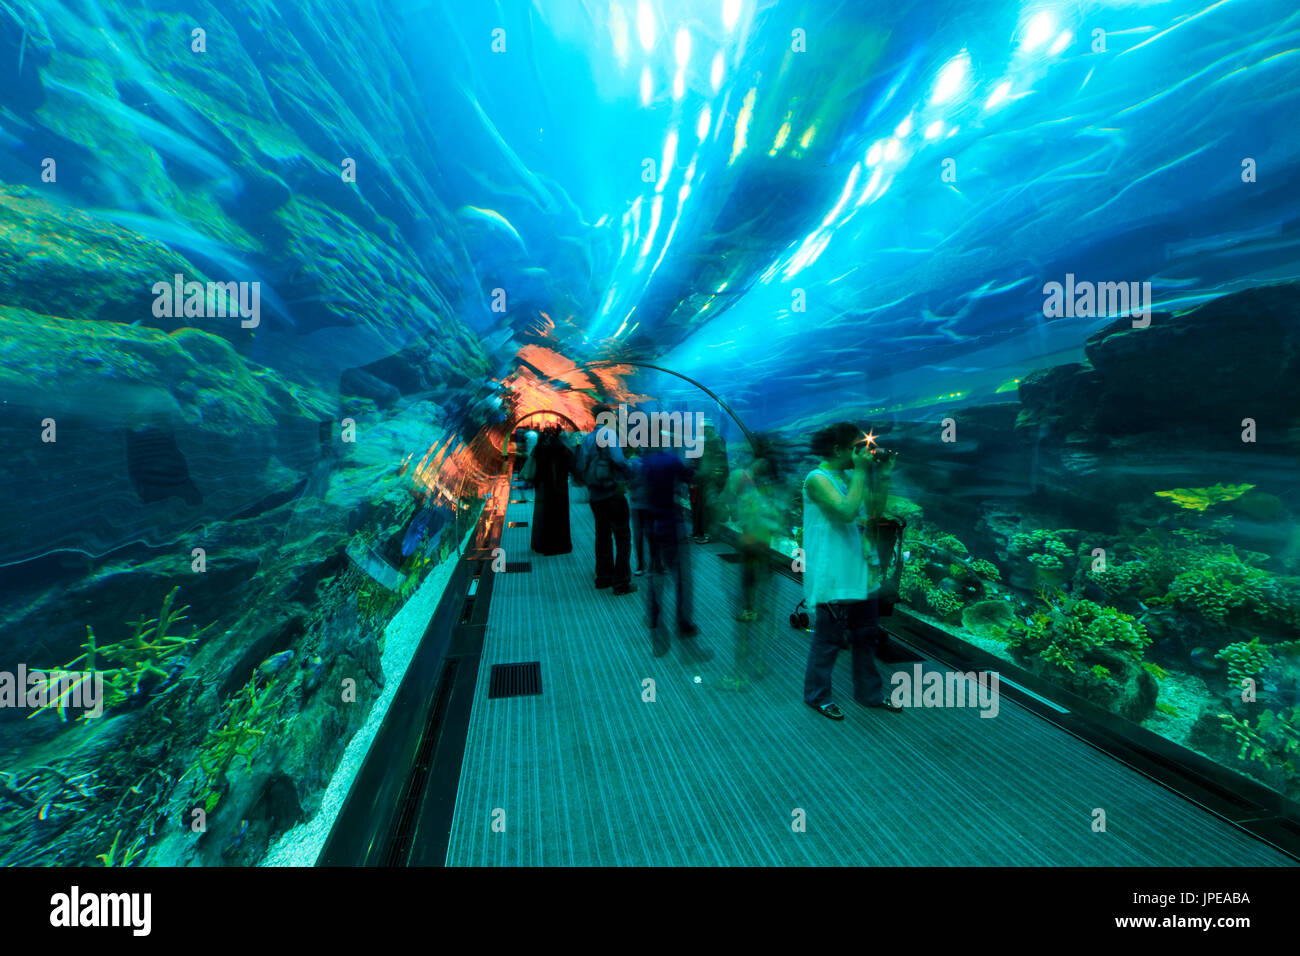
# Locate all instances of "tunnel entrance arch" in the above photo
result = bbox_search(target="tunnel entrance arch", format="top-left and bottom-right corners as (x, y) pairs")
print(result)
(509, 409), (581, 434)
(580, 360), (759, 456)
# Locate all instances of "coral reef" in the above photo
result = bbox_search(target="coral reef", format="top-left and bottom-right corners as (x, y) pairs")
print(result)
(1219, 706), (1300, 795)
(1155, 483), (1255, 512)
(1215, 639), (1273, 691)
(1006, 590), (1157, 721)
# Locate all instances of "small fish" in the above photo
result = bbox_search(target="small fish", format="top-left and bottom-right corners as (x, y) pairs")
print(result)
(222, 819), (249, 857)
(257, 650), (295, 679)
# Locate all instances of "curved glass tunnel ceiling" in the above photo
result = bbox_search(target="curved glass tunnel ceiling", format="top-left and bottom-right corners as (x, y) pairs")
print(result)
(2, 0), (1300, 872)
(425, 0), (1300, 427)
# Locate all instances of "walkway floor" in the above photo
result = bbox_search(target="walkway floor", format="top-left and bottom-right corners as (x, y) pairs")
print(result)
(444, 482), (1294, 866)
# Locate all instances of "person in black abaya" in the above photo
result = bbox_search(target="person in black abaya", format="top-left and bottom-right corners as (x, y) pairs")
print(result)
(530, 426), (573, 555)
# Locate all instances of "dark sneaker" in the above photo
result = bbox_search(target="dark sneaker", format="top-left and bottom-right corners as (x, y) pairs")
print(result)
(613, 583), (638, 595)
(677, 622), (699, 638)
(808, 701), (845, 720)
(595, 580), (612, 590)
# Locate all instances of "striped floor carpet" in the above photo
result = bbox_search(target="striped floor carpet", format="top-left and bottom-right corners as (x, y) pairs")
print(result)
(444, 483), (1294, 866)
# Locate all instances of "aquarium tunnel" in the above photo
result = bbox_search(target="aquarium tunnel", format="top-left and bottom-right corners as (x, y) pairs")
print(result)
(1, 0), (1299, 868)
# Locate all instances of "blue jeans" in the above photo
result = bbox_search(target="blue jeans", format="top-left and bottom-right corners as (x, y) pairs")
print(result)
(803, 599), (886, 707)
(647, 518), (692, 630)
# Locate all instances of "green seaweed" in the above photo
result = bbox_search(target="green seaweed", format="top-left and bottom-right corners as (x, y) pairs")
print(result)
(1215, 638), (1274, 689)
(190, 676), (285, 814)
(1219, 706), (1300, 790)
(30, 586), (209, 720)
(1007, 590), (1150, 676)
(95, 829), (146, 867)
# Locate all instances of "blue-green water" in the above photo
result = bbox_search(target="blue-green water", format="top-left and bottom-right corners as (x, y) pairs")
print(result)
(0, 0), (1298, 865)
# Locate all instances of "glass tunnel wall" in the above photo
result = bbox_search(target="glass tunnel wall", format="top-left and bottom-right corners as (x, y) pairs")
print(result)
(0, 0), (1298, 867)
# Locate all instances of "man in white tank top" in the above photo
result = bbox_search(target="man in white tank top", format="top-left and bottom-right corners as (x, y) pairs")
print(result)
(801, 422), (901, 720)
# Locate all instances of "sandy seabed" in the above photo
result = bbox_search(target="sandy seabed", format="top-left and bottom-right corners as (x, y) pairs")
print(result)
(259, 531), (470, 866)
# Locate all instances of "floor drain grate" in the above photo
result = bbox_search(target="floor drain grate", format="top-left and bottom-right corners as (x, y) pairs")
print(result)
(488, 661), (542, 699)
(505, 561), (532, 573)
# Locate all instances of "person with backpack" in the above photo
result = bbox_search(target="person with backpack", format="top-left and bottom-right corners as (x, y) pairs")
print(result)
(576, 405), (637, 595)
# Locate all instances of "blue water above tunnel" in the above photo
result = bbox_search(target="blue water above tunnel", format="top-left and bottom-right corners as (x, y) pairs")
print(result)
(0, 0), (1298, 871)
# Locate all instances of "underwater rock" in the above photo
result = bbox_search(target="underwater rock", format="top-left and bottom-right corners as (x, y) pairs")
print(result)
(0, 187), (200, 328)
(961, 600), (1017, 635)
(0, 308), (333, 567)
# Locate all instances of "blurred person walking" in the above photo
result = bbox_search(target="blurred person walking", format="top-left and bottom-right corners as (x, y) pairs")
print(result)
(641, 430), (711, 662)
(722, 436), (784, 686)
(690, 421), (729, 543)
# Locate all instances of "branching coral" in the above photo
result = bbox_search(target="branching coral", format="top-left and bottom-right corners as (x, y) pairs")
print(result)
(1087, 561), (1144, 597)
(191, 676), (285, 814)
(1007, 591), (1150, 675)
(30, 586), (209, 720)
(1215, 638), (1274, 689)
(1009, 528), (1074, 560)
(1219, 706), (1300, 789)
(1169, 551), (1270, 623)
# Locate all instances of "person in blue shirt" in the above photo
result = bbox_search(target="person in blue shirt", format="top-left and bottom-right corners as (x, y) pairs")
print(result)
(640, 433), (711, 662)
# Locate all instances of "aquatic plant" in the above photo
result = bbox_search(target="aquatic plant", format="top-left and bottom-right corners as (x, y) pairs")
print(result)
(30, 586), (208, 719)
(1168, 551), (1270, 623)
(1155, 483), (1255, 512)
(967, 558), (1001, 582)
(191, 676), (285, 814)
(95, 829), (146, 867)
(1215, 638), (1274, 690)
(1007, 592), (1150, 676)
(1219, 706), (1300, 790)
(1087, 561), (1144, 597)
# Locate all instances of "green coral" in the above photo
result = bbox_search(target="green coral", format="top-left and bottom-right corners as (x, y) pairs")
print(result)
(1008, 593), (1150, 675)
(1155, 483), (1255, 512)
(900, 564), (928, 605)
(1009, 528), (1073, 559)
(1168, 551), (1270, 623)
(1215, 638), (1274, 690)
(967, 558), (1001, 581)
(931, 534), (968, 557)
(1219, 706), (1300, 789)
(191, 676), (285, 814)
(925, 587), (962, 620)
(30, 586), (208, 720)
(1088, 561), (1144, 597)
